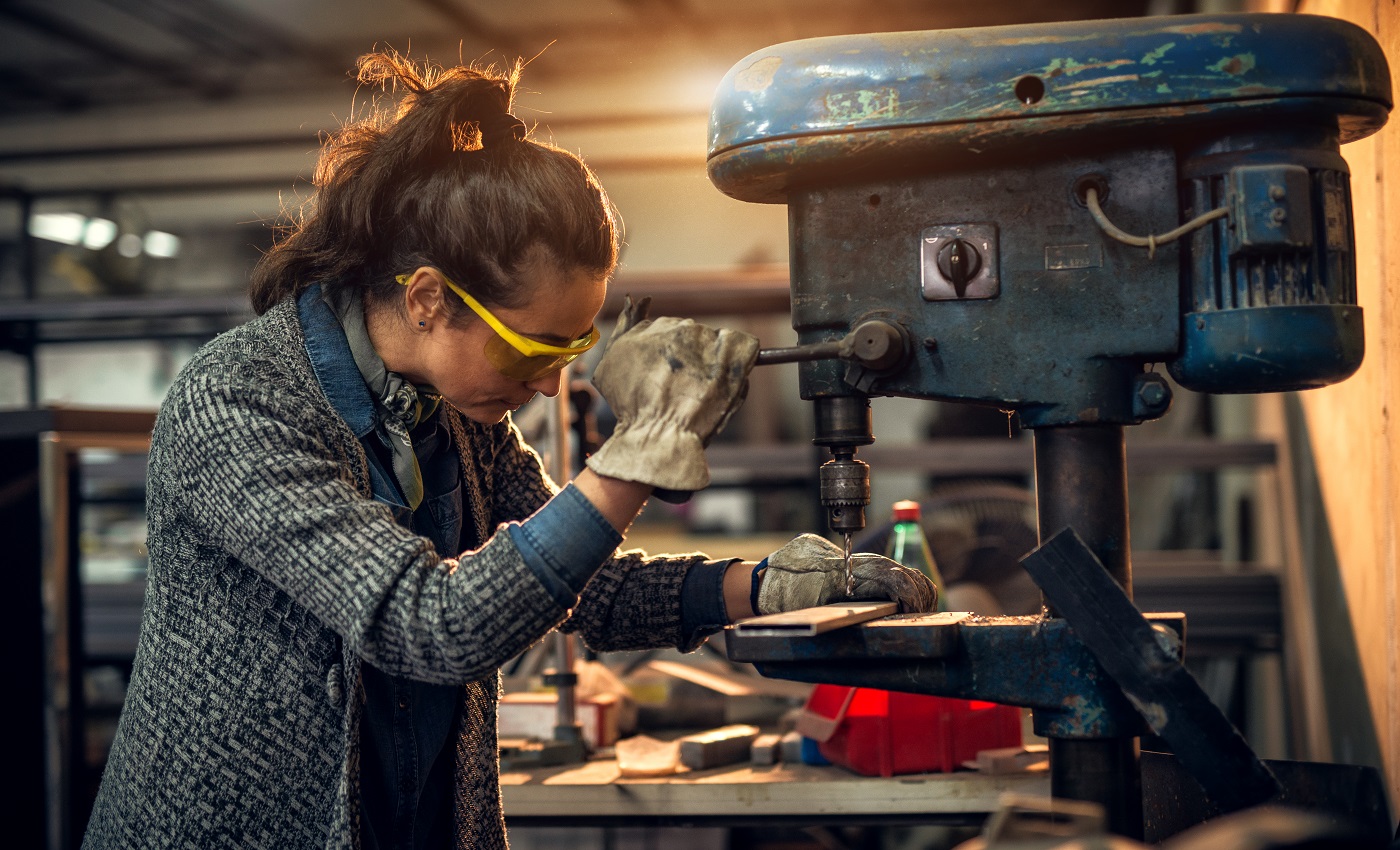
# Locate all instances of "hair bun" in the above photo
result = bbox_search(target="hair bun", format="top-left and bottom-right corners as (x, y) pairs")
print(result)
(478, 112), (526, 147)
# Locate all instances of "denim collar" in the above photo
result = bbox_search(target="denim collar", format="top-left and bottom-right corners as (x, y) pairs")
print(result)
(298, 283), (377, 439)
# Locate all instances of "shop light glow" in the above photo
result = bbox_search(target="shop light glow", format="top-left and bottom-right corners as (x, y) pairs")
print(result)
(27, 214), (181, 258)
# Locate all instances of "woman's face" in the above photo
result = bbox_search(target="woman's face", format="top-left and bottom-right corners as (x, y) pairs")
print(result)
(394, 258), (608, 425)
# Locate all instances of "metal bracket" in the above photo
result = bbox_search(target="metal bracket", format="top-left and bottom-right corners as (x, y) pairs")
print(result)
(1021, 529), (1281, 814)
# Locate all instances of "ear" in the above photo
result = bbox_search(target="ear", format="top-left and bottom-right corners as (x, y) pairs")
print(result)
(402, 267), (447, 329)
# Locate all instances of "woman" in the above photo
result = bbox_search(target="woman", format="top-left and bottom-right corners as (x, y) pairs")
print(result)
(83, 52), (934, 849)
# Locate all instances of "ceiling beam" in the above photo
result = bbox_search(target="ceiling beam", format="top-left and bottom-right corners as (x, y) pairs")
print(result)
(112, 0), (350, 80)
(0, 3), (233, 99)
(0, 65), (92, 112)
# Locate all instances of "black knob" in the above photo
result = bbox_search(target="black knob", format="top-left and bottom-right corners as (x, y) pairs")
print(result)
(848, 320), (908, 372)
(937, 239), (982, 296)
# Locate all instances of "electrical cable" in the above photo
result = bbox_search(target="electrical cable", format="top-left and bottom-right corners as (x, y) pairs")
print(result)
(1084, 186), (1228, 259)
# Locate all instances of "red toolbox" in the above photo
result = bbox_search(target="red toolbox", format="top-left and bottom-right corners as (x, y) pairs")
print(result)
(797, 684), (1022, 777)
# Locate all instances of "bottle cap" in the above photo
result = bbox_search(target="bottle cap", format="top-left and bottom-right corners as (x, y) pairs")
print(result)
(892, 499), (921, 521)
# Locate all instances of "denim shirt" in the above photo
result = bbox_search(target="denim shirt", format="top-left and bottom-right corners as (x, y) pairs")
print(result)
(297, 284), (732, 848)
(357, 415), (463, 850)
(299, 285), (465, 849)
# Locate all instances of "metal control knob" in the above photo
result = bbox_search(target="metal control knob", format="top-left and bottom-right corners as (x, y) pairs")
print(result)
(937, 239), (982, 295)
(847, 319), (910, 372)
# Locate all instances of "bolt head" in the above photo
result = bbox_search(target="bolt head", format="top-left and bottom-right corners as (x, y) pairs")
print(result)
(1137, 381), (1168, 406)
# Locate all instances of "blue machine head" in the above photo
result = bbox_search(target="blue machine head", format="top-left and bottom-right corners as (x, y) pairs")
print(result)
(708, 13), (1390, 426)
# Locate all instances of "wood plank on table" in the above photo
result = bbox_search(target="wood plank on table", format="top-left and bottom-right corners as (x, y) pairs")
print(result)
(732, 602), (898, 637)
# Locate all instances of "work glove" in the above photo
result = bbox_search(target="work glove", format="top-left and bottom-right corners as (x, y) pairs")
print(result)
(586, 296), (759, 498)
(755, 533), (938, 615)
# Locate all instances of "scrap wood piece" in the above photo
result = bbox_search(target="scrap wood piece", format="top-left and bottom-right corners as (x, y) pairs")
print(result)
(751, 732), (783, 765)
(733, 601), (898, 637)
(963, 744), (1050, 775)
(778, 729), (804, 764)
(678, 724), (760, 770)
(615, 734), (682, 778)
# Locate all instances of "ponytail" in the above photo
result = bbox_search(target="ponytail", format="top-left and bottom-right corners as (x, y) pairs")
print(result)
(249, 51), (618, 317)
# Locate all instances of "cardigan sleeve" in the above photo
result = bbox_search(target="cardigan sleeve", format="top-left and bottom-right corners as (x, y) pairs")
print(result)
(479, 414), (736, 652)
(151, 356), (574, 684)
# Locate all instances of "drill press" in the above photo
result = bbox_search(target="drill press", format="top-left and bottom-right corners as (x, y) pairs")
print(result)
(714, 12), (1390, 837)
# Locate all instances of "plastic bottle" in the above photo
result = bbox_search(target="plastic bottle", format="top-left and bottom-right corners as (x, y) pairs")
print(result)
(885, 500), (948, 612)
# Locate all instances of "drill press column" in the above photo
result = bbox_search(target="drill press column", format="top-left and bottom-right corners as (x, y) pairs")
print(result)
(1034, 424), (1139, 836)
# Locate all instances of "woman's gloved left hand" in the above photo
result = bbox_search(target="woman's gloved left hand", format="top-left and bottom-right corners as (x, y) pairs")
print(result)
(585, 296), (758, 497)
(755, 533), (938, 615)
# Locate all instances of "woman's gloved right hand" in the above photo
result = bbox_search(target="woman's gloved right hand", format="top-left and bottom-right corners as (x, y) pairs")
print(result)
(755, 533), (938, 615)
(585, 296), (759, 496)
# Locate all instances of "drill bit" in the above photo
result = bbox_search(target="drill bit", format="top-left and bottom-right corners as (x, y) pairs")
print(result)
(843, 531), (854, 596)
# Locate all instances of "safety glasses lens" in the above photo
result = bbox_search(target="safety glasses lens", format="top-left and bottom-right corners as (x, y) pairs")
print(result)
(484, 335), (578, 381)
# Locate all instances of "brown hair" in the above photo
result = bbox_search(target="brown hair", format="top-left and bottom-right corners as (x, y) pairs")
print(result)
(249, 51), (620, 316)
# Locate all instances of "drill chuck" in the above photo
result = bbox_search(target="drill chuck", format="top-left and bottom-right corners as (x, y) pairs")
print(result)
(819, 453), (870, 535)
(813, 396), (874, 537)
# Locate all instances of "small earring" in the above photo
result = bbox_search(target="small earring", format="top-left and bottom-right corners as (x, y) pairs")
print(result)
(419, 321), (426, 328)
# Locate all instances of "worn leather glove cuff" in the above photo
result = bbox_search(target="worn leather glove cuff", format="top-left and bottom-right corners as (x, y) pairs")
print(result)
(585, 419), (708, 491)
(750, 559), (767, 617)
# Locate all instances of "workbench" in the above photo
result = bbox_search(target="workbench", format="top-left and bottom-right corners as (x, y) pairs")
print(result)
(501, 757), (1047, 827)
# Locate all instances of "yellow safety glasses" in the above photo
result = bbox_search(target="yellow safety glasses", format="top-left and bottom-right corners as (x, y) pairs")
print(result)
(396, 272), (600, 381)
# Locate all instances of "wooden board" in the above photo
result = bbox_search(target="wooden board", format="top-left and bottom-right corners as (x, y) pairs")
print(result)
(731, 601), (898, 637)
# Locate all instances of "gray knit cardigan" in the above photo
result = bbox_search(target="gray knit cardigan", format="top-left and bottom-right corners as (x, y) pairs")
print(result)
(83, 297), (712, 849)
